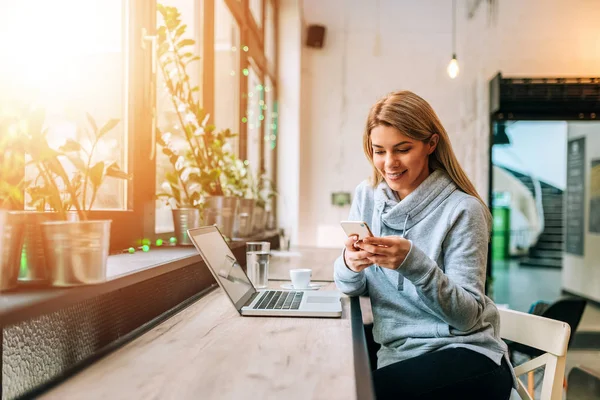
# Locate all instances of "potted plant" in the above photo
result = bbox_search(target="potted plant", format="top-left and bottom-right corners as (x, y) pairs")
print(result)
(25, 108), (130, 286)
(156, 4), (244, 238)
(248, 170), (277, 234)
(224, 158), (254, 238)
(0, 111), (28, 291)
(156, 131), (203, 245)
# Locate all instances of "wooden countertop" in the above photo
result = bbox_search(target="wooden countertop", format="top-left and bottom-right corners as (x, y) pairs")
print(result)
(41, 247), (356, 400)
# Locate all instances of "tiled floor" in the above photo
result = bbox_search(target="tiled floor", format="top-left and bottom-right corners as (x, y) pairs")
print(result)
(492, 259), (600, 397)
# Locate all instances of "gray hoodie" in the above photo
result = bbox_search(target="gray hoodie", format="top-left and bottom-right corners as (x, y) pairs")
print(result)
(334, 169), (514, 374)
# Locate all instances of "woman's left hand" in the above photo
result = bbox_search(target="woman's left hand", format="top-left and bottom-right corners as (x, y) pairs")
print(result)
(357, 236), (411, 270)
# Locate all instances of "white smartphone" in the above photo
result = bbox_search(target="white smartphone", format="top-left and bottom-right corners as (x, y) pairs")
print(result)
(340, 220), (374, 241)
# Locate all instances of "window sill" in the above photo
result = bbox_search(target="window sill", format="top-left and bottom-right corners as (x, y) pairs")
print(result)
(0, 230), (279, 327)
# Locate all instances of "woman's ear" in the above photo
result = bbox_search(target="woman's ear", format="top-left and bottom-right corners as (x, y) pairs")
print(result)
(427, 134), (439, 155)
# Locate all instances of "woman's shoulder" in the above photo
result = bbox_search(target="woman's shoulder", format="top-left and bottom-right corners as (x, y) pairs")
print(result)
(448, 190), (490, 230)
(353, 179), (375, 196)
(446, 191), (489, 220)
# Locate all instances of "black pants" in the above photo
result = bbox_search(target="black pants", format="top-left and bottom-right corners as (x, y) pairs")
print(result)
(372, 347), (513, 400)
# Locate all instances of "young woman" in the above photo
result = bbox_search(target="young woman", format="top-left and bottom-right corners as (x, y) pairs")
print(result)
(334, 91), (515, 400)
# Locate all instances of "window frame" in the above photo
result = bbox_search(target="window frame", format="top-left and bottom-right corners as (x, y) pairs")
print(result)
(5, 0), (279, 251)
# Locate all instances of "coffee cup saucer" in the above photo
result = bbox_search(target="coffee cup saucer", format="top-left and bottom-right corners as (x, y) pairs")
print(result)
(280, 283), (323, 290)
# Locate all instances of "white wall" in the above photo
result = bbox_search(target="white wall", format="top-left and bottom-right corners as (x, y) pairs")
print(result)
(492, 121), (567, 190)
(563, 122), (600, 302)
(299, 0), (461, 246)
(290, 0), (600, 247)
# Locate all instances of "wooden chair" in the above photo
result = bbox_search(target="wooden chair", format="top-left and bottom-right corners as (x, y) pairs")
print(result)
(498, 307), (571, 400)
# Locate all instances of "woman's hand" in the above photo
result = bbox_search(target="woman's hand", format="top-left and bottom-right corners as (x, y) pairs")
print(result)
(357, 236), (411, 270)
(343, 235), (374, 272)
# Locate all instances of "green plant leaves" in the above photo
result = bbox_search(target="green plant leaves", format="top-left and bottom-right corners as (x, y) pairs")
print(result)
(176, 39), (194, 50)
(97, 118), (120, 139)
(86, 113), (98, 133)
(89, 161), (105, 189)
(106, 162), (130, 180)
(59, 139), (82, 153)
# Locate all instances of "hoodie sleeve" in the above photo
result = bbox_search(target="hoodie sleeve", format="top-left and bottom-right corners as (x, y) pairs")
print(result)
(333, 185), (368, 297)
(399, 197), (489, 332)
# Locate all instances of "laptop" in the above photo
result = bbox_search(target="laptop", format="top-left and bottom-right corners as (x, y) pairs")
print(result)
(187, 225), (342, 318)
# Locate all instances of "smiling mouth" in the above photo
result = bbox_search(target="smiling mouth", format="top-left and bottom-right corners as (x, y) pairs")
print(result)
(386, 170), (406, 180)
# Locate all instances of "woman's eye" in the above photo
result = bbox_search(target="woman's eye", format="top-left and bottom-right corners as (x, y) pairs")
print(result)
(373, 150), (385, 155)
(396, 149), (409, 153)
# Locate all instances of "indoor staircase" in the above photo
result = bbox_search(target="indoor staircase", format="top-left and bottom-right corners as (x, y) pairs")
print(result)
(499, 167), (564, 268)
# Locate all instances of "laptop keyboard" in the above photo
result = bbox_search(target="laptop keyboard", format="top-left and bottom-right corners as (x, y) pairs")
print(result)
(252, 290), (304, 310)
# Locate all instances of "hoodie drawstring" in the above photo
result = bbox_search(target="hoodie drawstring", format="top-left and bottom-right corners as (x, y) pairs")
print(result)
(401, 214), (409, 238)
(397, 213), (409, 291)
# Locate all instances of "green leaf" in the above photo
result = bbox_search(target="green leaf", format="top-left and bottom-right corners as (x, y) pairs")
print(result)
(59, 139), (82, 153)
(176, 39), (195, 50)
(185, 56), (201, 66)
(89, 161), (105, 189)
(44, 158), (70, 185)
(66, 154), (86, 173)
(106, 162), (131, 180)
(86, 113), (98, 134)
(175, 24), (187, 39)
(166, 171), (179, 186)
(158, 41), (169, 57)
(97, 119), (120, 139)
(171, 185), (181, 205)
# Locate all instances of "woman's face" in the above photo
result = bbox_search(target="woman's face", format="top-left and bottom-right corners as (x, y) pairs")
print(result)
(370, 125), (438, 199)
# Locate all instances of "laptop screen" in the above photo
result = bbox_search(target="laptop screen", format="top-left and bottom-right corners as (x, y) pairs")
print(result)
(188, 226), (256, 310)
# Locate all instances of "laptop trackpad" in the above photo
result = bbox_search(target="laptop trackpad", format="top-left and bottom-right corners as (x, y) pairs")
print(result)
(306, 296), (339, 304)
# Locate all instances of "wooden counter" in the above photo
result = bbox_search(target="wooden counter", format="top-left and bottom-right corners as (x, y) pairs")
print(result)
(41, 248), (357, 400)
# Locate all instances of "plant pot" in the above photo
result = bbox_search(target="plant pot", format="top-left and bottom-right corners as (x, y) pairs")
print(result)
(15, 211), (61, 284)
(252, 206), (267, 234)
(204, 196), (238, 238)
(41, 220), (112, 287)
(172, 208), (202, 246)
(0, 211), (26, 291)
(235, 198), (255, 238)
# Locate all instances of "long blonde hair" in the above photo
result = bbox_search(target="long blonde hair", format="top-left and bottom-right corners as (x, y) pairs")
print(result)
(363, 91), (491, 224)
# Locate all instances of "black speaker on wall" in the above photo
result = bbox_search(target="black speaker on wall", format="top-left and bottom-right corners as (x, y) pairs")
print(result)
(306, 24), (326, 48)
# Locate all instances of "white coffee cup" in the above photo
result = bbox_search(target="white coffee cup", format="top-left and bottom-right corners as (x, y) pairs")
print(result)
(290, 268), (312, 289)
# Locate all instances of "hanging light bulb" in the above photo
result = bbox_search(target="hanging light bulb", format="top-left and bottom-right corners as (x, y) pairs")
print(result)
(447, 54), (459, 79)
(447, 0), (459, 79)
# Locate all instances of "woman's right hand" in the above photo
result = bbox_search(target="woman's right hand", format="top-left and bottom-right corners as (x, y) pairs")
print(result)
(343, 235), (374, 272)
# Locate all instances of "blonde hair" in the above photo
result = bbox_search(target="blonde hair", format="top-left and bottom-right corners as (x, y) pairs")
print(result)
(363, 90), (491, 224)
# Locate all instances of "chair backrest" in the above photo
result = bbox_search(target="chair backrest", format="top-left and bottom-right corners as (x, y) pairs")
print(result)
(541, 298), (587, 347)
(499, 308), (571, 400)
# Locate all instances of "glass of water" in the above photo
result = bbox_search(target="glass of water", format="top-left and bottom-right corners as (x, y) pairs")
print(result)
(246, 242), (270, 289)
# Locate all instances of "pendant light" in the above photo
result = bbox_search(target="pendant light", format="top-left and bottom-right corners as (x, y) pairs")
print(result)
(447, 0), (459, 79)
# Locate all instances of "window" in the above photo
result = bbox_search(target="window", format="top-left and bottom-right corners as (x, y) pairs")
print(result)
(249, 0), (263, 29)
(214, 0), (241, 154)
(246, 65), (263, 178)
(1, 0), (128, 211)
(0, 0), (152, 250)
(265, 0), (276, 72)
(0, 0), (278, 250)
(155, 0), (204, 233)
(264, 77), (277, 185)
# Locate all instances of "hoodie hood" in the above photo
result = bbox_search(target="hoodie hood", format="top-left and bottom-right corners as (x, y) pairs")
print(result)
(372, 169), (457, 236)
